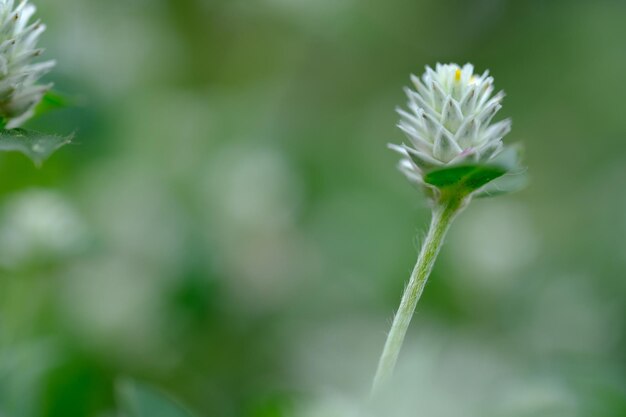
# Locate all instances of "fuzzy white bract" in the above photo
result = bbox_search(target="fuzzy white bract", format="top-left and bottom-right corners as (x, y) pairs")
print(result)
(390, 63), (511, 185)
(0, 0), (55, 128)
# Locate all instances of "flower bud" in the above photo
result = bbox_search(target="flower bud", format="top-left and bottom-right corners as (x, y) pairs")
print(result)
(390, 63), (511, 186)
(0, 0), (55, 128)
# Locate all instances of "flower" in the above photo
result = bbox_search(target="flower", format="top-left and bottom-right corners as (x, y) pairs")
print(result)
(390, 63), (511, 186)
(0, 0), (55, 128)
(0, 188), (88, 268)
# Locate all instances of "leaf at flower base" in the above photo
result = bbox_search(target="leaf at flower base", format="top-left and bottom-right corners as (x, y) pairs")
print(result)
(0, 129), (72, 167)
(474, 144), (527, 197)
(424, 164), (508, 193)
(475, 171), (529, 198)
(116, 379), (197, 417)
(33, 90), (76, 119)
(423, 144), (525, 195)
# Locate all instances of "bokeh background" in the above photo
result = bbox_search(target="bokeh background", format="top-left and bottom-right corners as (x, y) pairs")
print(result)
(0, 0), (625, 416)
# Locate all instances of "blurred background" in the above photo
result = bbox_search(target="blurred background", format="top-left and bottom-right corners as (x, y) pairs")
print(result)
(0, 0), (625, 416)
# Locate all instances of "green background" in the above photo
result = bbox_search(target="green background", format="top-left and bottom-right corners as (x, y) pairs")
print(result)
(1, 0), (625, 416)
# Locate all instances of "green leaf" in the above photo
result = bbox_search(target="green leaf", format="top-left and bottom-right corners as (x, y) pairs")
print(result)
(0, 128), (72, 166)
(474, 144), (527, 197)
(33, 90), (75, 119)
(424, 164), (508, 193)
(117, 379), (196, 417)
(423, 144), (526, 195)
(474, 171), (529, 198)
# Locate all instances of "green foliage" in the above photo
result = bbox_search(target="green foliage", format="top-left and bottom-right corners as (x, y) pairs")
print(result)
(117, 380), (196, 417)
(424, 145), (526, 197)
(424, 164), (507, 193)
(0, 342), (55, 417)
(0, 129), (72, 167)
(40, 356), (112, 417)
(474, 171), (529, 198)
(33, 91), (76, 120)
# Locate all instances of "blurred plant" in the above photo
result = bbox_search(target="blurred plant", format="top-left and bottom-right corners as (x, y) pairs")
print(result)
(373, 63), (526, 393)
(116, 379), (196, 417)
(0, 189), (88, 269)
(0, 2), (74, 415)
(0, 0), (70, 166)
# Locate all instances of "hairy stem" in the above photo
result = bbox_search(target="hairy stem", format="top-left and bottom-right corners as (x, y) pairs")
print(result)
(372, 196), (464, 394)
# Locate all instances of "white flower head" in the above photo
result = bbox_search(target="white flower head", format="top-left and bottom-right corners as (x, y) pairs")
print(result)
(390, 63), (511, 186)
(0, 0), (55, 128)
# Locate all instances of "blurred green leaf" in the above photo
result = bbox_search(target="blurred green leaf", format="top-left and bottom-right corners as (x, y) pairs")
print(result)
(0, 341), (57, 417)
(117, 379), (196, 417)
(41, 356), (111, 417)
(474, 144), (527, 197)
(475, 171), (529, 198)
(33, 91), (76, 119)
(0, 129), (72, 166)
(424, 164), (507, 193)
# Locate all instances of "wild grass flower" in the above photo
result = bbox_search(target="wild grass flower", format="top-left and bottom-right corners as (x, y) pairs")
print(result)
(372, 63), (525, 394)
(0, 0), (55, 128)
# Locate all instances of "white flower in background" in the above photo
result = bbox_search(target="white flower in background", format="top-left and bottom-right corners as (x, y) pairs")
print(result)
(0, 189), (87, 268)
(0, 0), (55, 128)
(390, 63), (511, 184)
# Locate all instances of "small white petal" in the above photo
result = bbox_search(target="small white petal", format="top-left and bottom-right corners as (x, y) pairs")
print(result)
(405, 87), (437, 119)
(455, 117), (480, 149)
(459, 85), (477, 112)
(482, 119), (512, 144)
(431, 81), (447, 112)
(433, 127), (462, 162)
(476, 140), (504, 161)
(404, 145), (442, 169)
(410, 73), (432, 100)
(397, 121), (431, 150)
(444, 99), (464, 131)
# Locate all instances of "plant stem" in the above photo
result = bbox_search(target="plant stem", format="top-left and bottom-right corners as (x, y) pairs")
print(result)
(371, 196), (464, 394)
